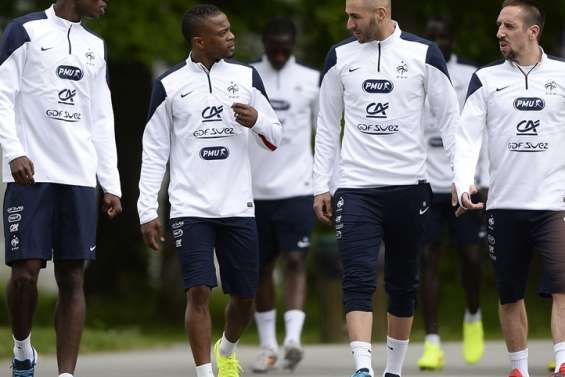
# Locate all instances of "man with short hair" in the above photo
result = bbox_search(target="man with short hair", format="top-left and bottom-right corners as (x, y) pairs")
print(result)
(418, 15), (486, 370)
(138, 4), (281, 377)
(0, 1), (122, 376)
(249, 16), (319, 373)
(453, 1), (565, 376)
(313, 1), (459, 376)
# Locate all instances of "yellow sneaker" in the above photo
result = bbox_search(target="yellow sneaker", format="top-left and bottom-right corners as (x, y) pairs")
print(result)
(549, 360), (556, 372)
(418, 341), (445, 370)
(463, 320), (484, 364)
(214, 339), (243, 377)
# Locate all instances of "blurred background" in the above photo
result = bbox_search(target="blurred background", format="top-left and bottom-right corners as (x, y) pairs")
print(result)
(0, 0), (564, 357)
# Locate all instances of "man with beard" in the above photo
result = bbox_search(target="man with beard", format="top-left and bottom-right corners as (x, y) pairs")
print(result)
(453, 1), (565, 376)
(138, 5), (281, 377)
(0, 1), (122, 376)
(313, 0), (459, 376)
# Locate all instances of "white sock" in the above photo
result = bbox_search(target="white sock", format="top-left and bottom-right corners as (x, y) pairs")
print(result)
(255, 310), (278, 351)
(464, 309), (482, 323)
(425, 334), (441, 346)
(283, 310), (305, 346)
(509, 349), (529, 377)
(350, 341), (374, 377)
(554, 342), (565, 372)
(196, 363), (214, 377)
(13, 334), (34, 361)
(58, 374), (73, 377)
(219, 333), (238, 357)
(384, 336), (409, 377)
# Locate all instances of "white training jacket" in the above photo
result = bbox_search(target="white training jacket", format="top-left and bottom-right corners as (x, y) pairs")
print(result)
(313, 23), (459, 195)
(250, 55), (319, 200)
(423, 54), (489, 193)
(138, 55), (282, 224)
(454, 50), (565, 211)
(0, 5), (121, 196)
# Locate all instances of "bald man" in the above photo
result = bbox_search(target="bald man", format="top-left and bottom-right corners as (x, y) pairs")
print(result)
(313, 0), (459, 376)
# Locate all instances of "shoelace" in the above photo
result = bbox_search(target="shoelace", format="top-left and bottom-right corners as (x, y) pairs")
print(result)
(220, 356), (243, 377)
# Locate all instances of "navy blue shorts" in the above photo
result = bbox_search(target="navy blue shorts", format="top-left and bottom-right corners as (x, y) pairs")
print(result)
(254, 196), (314, 267)
(487, 209), (565, 304)
(424, 193), (483, 247)
(170, 217), (259, 298)
(4, 183), (97, 267)
(334, 183), (431, 316)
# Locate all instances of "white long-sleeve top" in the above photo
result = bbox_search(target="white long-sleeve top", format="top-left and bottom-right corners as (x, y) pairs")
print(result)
(313, 23), (459, 195)
(137, 56), (282, 224)
(454, 51), (565, 211)
(250, 56), (319, 199)
(0, 6), (121, 196)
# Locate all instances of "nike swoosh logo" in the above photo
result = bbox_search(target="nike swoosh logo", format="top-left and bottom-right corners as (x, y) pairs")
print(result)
(419, 207), (430, 215)
(297, 241), (310, 248)
(181, 91), (193, 98)
(496, 86), (509, 92)
(349, 67), (360, 72)
(89, 246), (96, 252)
(41, 46), (54, 51)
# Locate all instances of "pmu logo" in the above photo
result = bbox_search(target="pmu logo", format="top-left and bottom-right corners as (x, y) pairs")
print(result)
(58, 89), (77, 106)
(271, 99), (291, 111)
(362, 79), (394, 94)
(514, 97), (545, 111)
(200, 146), (230, 160)
(366, 102), (389, 119)
(56, 65), (83, 81)
(516, 120), (540, 136)
(202, 106), (223, 122)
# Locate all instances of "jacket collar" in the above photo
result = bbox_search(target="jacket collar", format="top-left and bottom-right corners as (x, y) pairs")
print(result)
(46, 5), (81, 29)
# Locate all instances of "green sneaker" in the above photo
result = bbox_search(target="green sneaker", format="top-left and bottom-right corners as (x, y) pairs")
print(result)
(463, 320), (484, 364)
(549, 360), (556, 372)
(214, 339), (243, 377)
(417, 341), (445, 370)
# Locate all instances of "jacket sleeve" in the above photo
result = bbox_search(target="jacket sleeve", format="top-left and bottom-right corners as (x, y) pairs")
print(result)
(249, 68), (282, 151)
(0, 21), (29, 162)
(424, 43), (459, 165)
(91, 47), (121, 197)
(137, 80), (171, 224)
(312, 47), (343, 196)
(454, 73), (487, 203)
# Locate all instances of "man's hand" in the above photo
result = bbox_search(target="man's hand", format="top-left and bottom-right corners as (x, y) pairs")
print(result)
(232, 103), (258, 128)
(101, 193), (122, 220)
(141, 218), (165, 251)
(10, 156), (35, 185)
(452, 183), (484, 217)
(313, 192), (333, 225)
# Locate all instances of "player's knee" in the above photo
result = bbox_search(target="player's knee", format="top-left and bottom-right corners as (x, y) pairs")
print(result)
(285, 252), (305, 273)
(230, 296), (255, 316)
(187, 285), (211, 308)
(55, 271), (84, 294)
(10, 268), (39, 289)
(387, 292), (416, 317)
(343, 282), (376, 313)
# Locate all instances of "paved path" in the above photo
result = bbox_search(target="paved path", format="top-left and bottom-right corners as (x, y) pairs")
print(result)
(5, 340), (555, 377)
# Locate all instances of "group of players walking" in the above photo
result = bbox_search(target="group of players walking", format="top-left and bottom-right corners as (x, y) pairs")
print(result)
(1, 0), (564, 377)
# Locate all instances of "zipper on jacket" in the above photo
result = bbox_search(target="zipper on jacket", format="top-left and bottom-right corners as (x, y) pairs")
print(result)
(516, 62), (539, 90)
(67, 25), (72, 54)
(378, 42), (381, 72)
(205, 70), (212, 93)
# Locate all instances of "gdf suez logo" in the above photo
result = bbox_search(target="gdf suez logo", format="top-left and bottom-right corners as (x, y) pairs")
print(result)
(201, 106), (223, 122)
(514, 97), (545, 111)
(366, 102), (389, 119)
(200, 146), (229, 160)
(362, 79), (394, 94)
(516, 120), (540, 136)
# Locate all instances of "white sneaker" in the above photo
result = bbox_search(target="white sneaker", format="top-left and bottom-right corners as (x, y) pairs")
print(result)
(279, 342), (303, 371)
(251, 348), (278, 373)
